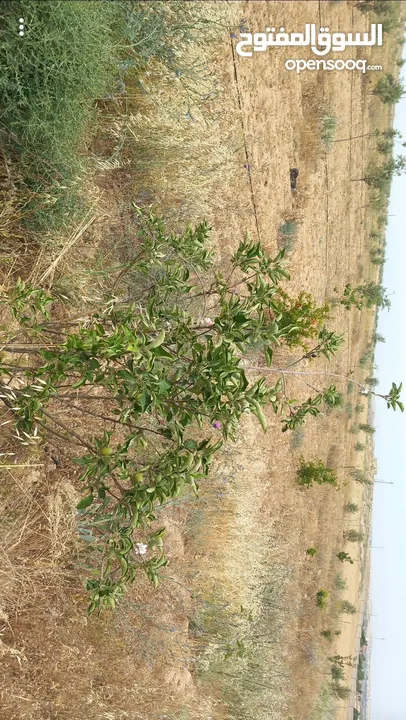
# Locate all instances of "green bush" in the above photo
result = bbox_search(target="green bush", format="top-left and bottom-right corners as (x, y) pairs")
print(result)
(344, 530), (364, 542)
(0, 209), (350, 612)
(334, 573), (347, 591)
(317, 590), (329, 610)
(340, 600), (357, 615)
(320, 113), (337, 150)
(373, 74), (405, 105)
(278, 219), (299, 254)
(359, 422), (376, 435)
(0, 1), (120, 225)
(297, 458), (338, 488)
(344, 502), (359, 514)
(331, 684), (351, 700)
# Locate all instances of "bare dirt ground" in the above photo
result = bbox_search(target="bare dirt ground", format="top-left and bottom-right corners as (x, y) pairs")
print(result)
(0, 2), (401, 719)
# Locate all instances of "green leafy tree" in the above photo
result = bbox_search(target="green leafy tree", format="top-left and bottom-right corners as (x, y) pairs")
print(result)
(363, 156), (406, 187)
(297, 458), (339, 488)
(0, 208), (356, 612)
(373, 74), (405, 105)
(340, 281), (391, 310)
(0, 208), (402, 612)
(357, 1), (402, 31)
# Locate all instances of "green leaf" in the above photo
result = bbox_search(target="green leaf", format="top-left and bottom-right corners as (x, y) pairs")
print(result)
(264, 346), (273, 366)
(77, 494), (94, 510)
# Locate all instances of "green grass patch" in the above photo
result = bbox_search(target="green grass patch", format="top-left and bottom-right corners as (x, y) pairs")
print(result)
(320, 113), (337, 150)
(311, 685), (337, 720)
(0, 1), (123, 228)
(278, 219), (299, 254)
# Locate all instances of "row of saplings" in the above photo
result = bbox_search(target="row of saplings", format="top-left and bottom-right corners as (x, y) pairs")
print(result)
(297, 457), (366, 702)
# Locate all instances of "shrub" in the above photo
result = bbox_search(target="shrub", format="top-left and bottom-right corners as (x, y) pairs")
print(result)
(355, 442), (365, 452)
(364, 376), (379, 388)
(317, 590), (329, 609)
(335, 573), (347, 591)
(337, 552), (354, 564)
(0, 208), (353, 612)
(278, 219), (299, 254)
(344, 502), (359, 514)
(340, 600), (357, 615)
(291, 427), (305, 449)
(0, 1), (121, 227)
(320, 629), (332, 640)
(373, 74), (405, 105)
(306, 547), (317, 557)
(349, 469), (372, 485)
(344, 530), (364, 542)
(296, 458), (339, 488)
(359, 422), (375, 435)
(331, 684), (351, 699)
(331, 664), (345, 681)
(320, 113), (337, 150)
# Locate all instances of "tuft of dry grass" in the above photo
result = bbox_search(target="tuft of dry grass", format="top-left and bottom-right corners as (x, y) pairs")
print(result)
(0, 465), (78, 617)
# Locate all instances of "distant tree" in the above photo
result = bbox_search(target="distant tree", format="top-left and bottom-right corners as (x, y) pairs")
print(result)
(359, 422), (375, 435)
(331, 664), (345, 681)
(340, 282), (391, 310)
(343, 529), (364, 542)
(329, 654), (356, 667)
(357, 0), (402, 31)
(373, 333), (385, 344)
(340, 600), (357, 614)
(337, 551), (354, 564)
(297, 458), (339, 488)
(364, 376), (379, 388)
(331, 684), (351, 700)
(349, 469), (372, 485)
(360, 156), (406, 188)
(373, 74), (405, 105)
(354, 442), (365, 452)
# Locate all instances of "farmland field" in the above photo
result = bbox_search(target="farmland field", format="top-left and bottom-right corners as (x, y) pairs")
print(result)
(0, 2), (403, 720)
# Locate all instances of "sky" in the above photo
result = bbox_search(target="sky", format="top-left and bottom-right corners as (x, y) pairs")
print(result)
(370, 64), (406, 720)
